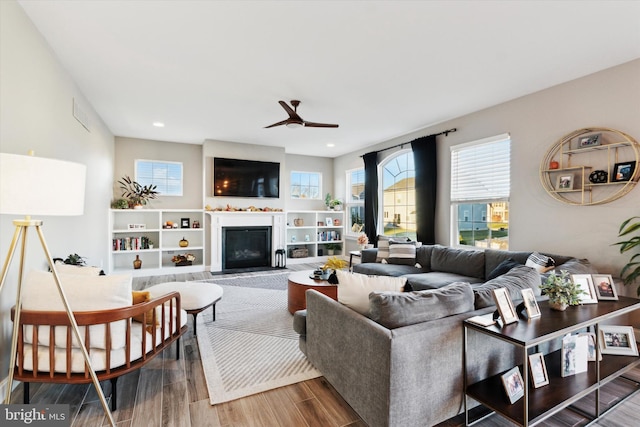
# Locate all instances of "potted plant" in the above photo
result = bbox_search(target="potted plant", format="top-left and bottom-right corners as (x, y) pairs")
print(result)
(325, 243), (341, 256)
(111, 198), (129, 209)
(63, 253), (86, 266)
(322, 256), (348, 283)
(539, 270), (585, 311)
(118, 175), (158, 208)
(324, 193), (342, 210)
(613, 216), (640, 296)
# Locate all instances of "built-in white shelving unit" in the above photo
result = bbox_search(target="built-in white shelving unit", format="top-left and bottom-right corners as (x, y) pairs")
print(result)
(285, 210), (345, 264)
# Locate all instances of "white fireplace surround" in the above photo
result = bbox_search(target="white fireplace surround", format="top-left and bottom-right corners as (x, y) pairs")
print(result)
(207, 211), (285, 272)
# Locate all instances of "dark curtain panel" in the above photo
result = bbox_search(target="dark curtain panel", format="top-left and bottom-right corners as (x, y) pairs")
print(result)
(411, 135), (437, 244)
(362, 151), (379, 244)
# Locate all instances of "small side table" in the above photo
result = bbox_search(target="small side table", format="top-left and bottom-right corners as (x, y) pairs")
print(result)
(349, 250), (361, 268)
(287, 270), (338, 314)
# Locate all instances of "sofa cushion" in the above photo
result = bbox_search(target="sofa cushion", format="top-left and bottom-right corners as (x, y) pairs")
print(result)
(369, 282), (474, 329)
(552, 258), (597, 275)
(388, 241), (417, 265)
(484, 249), (532, 278)
(473, 265), (540, 309)
(525, 252), (555, 273)
(430, 246), (485, 279)
(335, 269), (406, 315)
(376, 235), (410, 262)
(402, 272), (484, 291)
(486, 258), (522, 280)
(415, 245), (433, 271)
(353, 262), (423, 277)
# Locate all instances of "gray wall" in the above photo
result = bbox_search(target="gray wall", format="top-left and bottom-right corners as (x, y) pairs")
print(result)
(335, 59), (640, 296)
(0, 0), (115, 392)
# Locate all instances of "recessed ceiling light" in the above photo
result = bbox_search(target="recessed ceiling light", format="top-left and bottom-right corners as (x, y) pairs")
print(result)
(153, 122), (165, 127)
(327, 143), (335, 147)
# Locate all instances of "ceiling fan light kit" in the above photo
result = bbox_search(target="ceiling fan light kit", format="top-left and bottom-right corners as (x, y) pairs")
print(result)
(265, 100), (339, 129)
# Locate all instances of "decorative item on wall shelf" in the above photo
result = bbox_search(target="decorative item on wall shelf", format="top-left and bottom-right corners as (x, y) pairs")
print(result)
(578, 133), (601, 148)
(172, 253), (195, 266)
(294, 218), (304, 226)
(612, 161), (636, 182)
(133, 255), (142, 269)
(181, 218), (190, 228)
(549, 160), (559, 170)
(117, 175), (158, 208)
(539, 271), (585, 311)
(179, 237), (189, 247)
(192, 220), (200, 228)
(589, 170), (608, 184)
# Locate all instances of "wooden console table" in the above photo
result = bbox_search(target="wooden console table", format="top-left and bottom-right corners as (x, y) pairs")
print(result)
(287, 270), (337, 314)
(463, 297), (640, 426)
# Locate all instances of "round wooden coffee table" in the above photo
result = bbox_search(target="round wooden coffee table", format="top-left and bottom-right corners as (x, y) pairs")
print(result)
(287, 270), (338, 314)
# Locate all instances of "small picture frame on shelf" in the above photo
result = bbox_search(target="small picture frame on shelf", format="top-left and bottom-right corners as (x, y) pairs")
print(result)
(599, 325), (639, 356)
(556, 174), (574, 190)
(528, 353), (549, 388)
(571, 274), (598, 304)
(181, 218), (190, 228)
(317, 221), (324, 226)
(492, 287), (518, 325)
(501, 367), (525, 404)
(521, 288), (541, 318)
(325, 218), (334, 227)
(612, 161), (636, 182)
(593, 274), (618, 300)
(577, 133), (601, 149)
(579, 332), (600, 361)
(291, 235), (297, 243)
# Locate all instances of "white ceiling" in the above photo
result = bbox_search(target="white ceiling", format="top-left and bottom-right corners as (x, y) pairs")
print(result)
(18, 1), (640, 158)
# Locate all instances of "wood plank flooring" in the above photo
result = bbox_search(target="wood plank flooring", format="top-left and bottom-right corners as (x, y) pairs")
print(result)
(9, 267), (640, 426)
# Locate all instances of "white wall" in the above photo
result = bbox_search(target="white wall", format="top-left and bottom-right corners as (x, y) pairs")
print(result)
(335, 59), (640, 296)
(0, 0), (115, 391)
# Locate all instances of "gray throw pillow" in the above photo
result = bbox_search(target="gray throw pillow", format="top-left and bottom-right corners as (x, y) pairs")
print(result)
(487, 258), (522, 280)
(369, 282), (474, 329)
(473, 265), (540, 309)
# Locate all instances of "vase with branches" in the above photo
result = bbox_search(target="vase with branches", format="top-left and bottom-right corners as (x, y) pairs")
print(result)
(118, 175), (158, 208)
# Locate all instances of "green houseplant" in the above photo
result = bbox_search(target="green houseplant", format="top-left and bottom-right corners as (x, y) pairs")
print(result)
(324, 193), (342, 210)
(118, 175), (158, 208)
(613, 216), (640, 296)
(539, 270), (585, 311)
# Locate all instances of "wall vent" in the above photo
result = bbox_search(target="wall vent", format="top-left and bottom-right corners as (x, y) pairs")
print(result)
(72, 97), (90, 132)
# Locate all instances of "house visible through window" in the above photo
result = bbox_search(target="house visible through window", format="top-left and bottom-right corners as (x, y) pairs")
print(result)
(346, 168), (365, 235)
(450, 134), (510, 249)
(290, 171), (321, 199)
(381, 150), (416, 240)
(135, 160), (183, 196)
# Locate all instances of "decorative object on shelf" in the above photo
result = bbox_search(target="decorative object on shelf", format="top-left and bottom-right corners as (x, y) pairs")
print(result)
(181, 218), (190, 228)
(179, 237), (189, 247)
(117, 175), (158, 208)
(549, 160), (559, 170)
(111, 198), (129, 209)
(561, 333), (588, 377)
(539, 271), (585, 311)
(172, 253), (195, 266)
(528, 353), (549, 388)
(556, 174), (573, 190)
(206, 204), (284, 212)
(577, 133), (601, 148)
(612, 161), (636, 182)
(357, 233), (369, 250)
(491, 287), (518, 324)
(588, 169), (608, 183)
(325, 243), (341, 256)
(599, 325), (639, 356)
(289, 247), (308, 258)
(133, 255), (142, 269)
(192, 220), (200, 228)
(148, 240), (155, 249)
(500, 367), (525, 404)
(294, 218), (304, 226)
(570, 274), (598, 304)
(520, 288), (541, 319)
(324, 193), (342, 210)
(325, 217), (334, 226)
(304, 234), (310, 242)
(612, 216), (640, 296)
(593, 274), (618, 300)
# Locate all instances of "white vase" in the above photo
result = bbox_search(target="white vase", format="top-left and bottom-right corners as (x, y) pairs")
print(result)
(549, 301), (568, 311)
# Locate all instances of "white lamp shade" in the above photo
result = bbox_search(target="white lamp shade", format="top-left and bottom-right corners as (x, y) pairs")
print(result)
(0, 153), (86, 216)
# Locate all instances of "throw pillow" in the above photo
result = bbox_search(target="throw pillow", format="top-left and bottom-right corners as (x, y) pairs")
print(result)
(369, 282), (474, 329)
(335, 269), (406, 316)
(132, 290), (158, 327)
(375, 235), (410, 262)
(388, 241), (417, 265)
(473, 265), (540, 309)
(525, 252), (555, 273)
(487, 258), (522, 280)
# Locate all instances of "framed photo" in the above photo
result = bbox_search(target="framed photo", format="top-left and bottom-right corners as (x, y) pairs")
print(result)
(579, 332), (600, 362)
(325, 217), (333, 226)
(492, 288), (519, 325)
(501, 367), (525, 404)
(593, 274), (618, 300)
(528, 353), (549, 388)
(521, 288), (541, 318)
(599, 325), (639, 356)
(556, 174), (574, 190)
(578, 133), (601, 149)
(612, 161), (636, 182)
(317, 221), (324, 226)
(571, 274), (598, 304)
(291, 235), (297, 243)
(181, 218), (190, 228)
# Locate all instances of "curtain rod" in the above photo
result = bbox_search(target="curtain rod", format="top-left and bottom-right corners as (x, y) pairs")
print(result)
(362, 128), (457, 157)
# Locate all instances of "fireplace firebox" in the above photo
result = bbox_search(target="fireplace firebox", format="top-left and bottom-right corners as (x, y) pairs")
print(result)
(222, 226), (272, 270)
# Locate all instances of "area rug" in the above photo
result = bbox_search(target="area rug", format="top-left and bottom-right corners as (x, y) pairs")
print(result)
(195, 284), (321, 405)
(198, 270), (290, 290)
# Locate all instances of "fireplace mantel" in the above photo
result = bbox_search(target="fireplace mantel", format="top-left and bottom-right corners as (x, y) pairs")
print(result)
(206, 211), (285, 272)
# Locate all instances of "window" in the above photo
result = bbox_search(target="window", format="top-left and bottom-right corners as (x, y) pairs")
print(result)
(135, 160), (183, 196)
(290, 171), (321, 199)
(346, 168), (365, 235)
(380, 150), (416, 240)
(450, 134), (510, 249)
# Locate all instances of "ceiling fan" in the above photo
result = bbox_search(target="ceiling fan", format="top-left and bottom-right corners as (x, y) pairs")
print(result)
(265, 100), (339, 129)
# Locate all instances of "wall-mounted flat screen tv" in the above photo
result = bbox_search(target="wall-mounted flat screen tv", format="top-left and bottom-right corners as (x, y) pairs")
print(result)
(213, 157), (280, 198)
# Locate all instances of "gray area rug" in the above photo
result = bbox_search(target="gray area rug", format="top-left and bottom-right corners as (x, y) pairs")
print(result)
(195, 284), (321, 405)
(198, 270), (290, 290)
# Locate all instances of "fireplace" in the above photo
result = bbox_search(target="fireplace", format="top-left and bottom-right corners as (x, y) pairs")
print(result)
(222, 226), (272, 270)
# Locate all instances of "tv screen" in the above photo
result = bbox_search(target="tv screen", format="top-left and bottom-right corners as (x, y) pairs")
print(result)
(213, 158), (280, 198)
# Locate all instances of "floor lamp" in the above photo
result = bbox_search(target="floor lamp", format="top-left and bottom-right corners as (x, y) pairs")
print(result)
(0, 152), (115, 426)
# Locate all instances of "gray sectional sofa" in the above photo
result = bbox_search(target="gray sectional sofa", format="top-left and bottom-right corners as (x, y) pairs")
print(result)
(294, 245), (596, 427)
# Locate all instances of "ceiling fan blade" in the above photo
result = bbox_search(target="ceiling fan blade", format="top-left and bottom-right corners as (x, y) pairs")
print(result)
(264, 119), (289, 128)
(279, 101), (302, 120)
(304, 121), (339, 128)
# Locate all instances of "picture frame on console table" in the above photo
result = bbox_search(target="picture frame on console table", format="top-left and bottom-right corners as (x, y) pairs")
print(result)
(571, 274), (598, 304)
(593, 274), (618, 300)
(599, 326), (639, 356)
(521, 288), (541, 318)
(501, 367), (525, 404)
(528, 353), (549, 388)
(492, 287), (518, 325)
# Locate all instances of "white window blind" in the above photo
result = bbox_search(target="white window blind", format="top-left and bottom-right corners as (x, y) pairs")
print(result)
(451, 134), (511, 202)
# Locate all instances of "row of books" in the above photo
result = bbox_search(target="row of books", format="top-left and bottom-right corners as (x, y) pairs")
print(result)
(113, 236), (152, 251)
(317, 231), (340, 241)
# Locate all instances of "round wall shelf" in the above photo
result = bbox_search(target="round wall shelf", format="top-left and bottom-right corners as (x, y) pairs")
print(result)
(540, 127), (639, 205)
